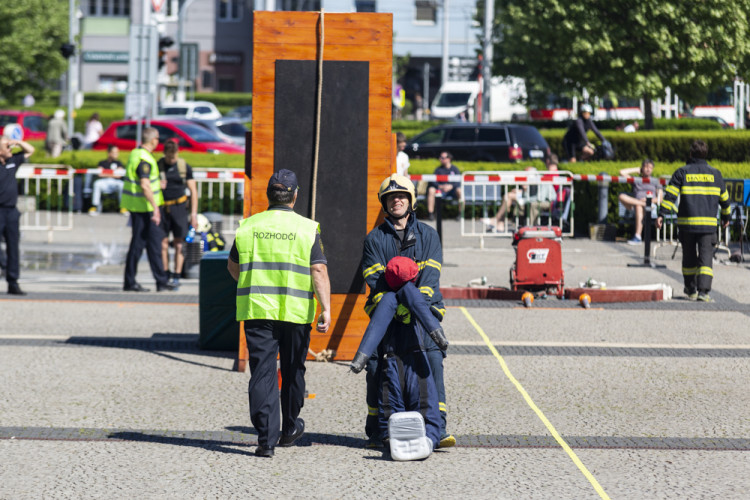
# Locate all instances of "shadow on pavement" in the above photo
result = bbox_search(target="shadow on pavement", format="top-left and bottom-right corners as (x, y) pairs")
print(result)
(64, 333), (235, 372)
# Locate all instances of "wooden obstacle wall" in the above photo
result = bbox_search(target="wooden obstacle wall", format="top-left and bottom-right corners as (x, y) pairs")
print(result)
(245, 11), (393, 361)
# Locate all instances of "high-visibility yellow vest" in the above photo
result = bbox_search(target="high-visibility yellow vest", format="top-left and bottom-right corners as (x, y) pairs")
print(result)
(235, 209), (319, 324)
(120, 148), (164, 212)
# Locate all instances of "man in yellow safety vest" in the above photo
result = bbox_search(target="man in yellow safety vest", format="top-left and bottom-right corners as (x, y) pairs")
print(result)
(227, 169), (331, 458)
(120, 127), (174, 292)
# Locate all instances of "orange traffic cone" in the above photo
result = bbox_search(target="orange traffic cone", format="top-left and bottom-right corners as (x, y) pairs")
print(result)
(579, 293), (591, 309)
(522, 291), (534, 308)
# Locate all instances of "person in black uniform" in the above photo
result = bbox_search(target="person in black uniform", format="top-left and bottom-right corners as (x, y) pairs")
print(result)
(157, 139), (198, 287)
(656, 140), (731, 302)
(0, 136), (35, 295)
(561, 103), (606, 162)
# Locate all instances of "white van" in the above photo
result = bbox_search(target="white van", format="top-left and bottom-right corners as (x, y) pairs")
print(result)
(430, 81), (480, 120)
(157, 100), (222, 121)
(430, 78), (528, 122)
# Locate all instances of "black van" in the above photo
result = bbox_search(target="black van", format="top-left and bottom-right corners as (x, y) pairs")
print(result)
(405, 123), (550, 163)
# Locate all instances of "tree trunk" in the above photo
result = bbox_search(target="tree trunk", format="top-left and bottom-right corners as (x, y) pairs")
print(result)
(643, 94), (654, 130)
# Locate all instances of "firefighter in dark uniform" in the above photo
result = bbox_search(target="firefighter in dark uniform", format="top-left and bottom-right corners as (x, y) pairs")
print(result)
(0, 137), (35, 295)
(120, 127), (175, 292)
(361, 174), (455, 449)
(657, 140), (731, 302)
(227, 169), (331, 458)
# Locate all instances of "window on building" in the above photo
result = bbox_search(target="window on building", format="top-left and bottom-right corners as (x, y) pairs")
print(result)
(218, 0), (242, 21)
(202, 70), (214, 90)
(218, 77), (236, 92)
(275, 0), (321, 11)
(87, 0), (131, 16)
(415, 1), (436, 23)
(356, 0), (376, 12)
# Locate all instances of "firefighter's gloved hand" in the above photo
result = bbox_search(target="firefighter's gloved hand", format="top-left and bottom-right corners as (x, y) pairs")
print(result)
(428, 327), (449, 351)
(394, 303), (412, 324)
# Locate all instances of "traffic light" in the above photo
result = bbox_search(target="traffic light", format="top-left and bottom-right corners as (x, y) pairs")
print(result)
(158, 36), (174, 71)
(60, 43), (76, 59)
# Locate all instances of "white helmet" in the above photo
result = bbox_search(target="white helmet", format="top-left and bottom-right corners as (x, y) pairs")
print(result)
(580, 103), (593, 114)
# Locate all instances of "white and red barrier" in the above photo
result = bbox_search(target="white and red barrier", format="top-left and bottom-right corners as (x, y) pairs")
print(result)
(408, 172), (667, 185)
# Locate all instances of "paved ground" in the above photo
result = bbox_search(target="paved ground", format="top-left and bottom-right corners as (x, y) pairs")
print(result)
(1, 213), (750, 499)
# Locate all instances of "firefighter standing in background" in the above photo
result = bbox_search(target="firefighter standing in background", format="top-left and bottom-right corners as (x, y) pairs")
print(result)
(227, 169), (331, 458)
(657, 140), (731, 302)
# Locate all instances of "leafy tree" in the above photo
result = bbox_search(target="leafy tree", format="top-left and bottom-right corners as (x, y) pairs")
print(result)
(489, 0), (750, 128)
(0, 0), (69, 103)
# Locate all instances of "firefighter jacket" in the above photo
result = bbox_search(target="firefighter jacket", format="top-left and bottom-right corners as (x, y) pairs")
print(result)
(658, 159), (731, 233)
(234, 209), (319, 324)
(362, 213), (445, 322)
(121, 148), (163, 213)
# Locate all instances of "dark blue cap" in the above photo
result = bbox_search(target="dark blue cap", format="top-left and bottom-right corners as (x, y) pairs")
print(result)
(268, 169), (298, 192)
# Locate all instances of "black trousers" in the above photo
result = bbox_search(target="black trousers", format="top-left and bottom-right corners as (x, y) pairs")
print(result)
(123, 211), (167, 288)
(0, 207), (20, 283)
(679, 230), (717, 293)
(245, 319), (311, 448)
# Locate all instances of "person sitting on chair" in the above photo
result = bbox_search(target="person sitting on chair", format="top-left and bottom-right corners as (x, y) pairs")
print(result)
(619, 159), (662, 245)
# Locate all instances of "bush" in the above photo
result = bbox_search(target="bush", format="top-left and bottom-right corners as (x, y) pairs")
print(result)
(531, 118), (724, 131)
(542, 129), (750, 163)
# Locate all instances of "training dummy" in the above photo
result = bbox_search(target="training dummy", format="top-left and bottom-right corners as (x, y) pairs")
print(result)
(350, 255), (448, 373)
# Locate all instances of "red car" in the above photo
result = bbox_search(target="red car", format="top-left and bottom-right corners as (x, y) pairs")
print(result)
(92, 119), (245, 154)
(0, 110), (48, 141)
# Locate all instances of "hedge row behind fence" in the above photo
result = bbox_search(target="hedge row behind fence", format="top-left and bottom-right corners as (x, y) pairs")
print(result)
(408, 158), (750, 236)
(542, 129), (750, 163)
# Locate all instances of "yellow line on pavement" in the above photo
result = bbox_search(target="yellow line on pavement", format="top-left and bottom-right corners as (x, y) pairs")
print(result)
(459, 306), (611, 500)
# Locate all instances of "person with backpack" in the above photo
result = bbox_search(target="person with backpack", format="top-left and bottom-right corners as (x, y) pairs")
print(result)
(158, 139), (198, 287)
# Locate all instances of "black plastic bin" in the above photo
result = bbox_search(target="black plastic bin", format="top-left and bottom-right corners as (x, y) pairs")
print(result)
(198, 251), (239, 350)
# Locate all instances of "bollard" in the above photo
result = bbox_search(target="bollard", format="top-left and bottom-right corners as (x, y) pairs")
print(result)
(579, 293), (591, 309)
(598, 172), (609, 224)
(642, 192), (653, 265)
(627, 192), (665, 269)
(522, 291), (534, 308)
(435, 191), (443, 245)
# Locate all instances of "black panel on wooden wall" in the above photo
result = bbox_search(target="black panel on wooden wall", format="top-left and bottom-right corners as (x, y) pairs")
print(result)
(274, 60), (369, 294)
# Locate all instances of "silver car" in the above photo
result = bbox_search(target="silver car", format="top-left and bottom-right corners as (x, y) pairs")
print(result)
(190, 118), (249, 147)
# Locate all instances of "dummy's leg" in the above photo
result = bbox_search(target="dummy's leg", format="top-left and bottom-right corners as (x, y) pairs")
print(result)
(350, 292), (398, 373)
(397, 282), (448, 350)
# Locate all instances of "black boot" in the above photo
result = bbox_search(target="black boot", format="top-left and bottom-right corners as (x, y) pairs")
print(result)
(350, 351), (370, 373)
(428, 327), (449, 350)
(8, 282), (26, 295)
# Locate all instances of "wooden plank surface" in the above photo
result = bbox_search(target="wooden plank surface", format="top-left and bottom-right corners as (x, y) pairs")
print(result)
(250, 12), (393, 361)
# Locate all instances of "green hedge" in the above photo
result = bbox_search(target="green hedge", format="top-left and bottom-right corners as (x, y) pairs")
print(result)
(531, 118), (724, 131)
(542, 129), (750, 163)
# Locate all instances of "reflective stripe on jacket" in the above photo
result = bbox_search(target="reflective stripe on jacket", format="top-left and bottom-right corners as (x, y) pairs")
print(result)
(235, 209), (319, 324)
(120, 148), (164, 212)
(658, 159), (731, 233)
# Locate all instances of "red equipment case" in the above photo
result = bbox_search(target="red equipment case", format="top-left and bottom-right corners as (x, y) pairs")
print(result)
(510, 226), (564, 298)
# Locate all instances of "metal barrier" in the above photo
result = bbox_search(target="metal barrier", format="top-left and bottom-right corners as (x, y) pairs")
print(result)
(573, 174), (748, 258)
(80, 167), (246, 235)
(16, 165), (74, 242)
(190, 169), (245, 235)
(409, 172), (574, 247)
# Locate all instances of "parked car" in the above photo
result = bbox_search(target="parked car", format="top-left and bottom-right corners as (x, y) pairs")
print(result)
(226, 105), (252, 122)
(405, 123), (550, 163)
(156, 101), (222, 121)
(190, 117), (249, 147)
(92, 120), (245, 154)
(0, 110), (48, 141)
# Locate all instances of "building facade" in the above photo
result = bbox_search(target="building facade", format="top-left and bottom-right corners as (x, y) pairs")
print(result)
(77, 0), (480, 102)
